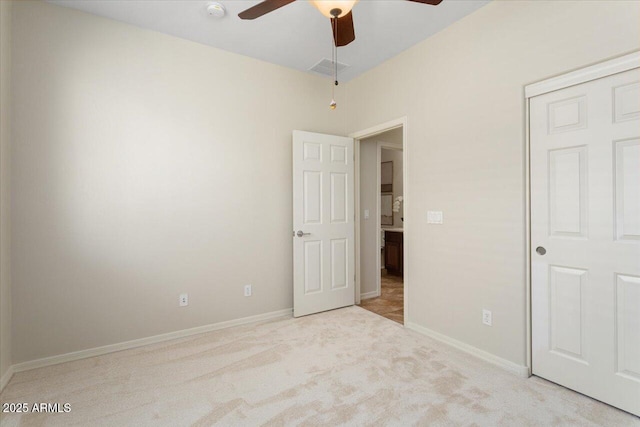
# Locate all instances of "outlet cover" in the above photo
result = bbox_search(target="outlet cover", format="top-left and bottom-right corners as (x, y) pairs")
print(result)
(179, 293), (188, 307)
(244, 284), (252, 297)
(482, 309), (492, 326)
(427, 211), (443, 224)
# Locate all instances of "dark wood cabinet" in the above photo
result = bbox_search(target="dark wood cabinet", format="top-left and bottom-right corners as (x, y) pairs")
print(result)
(384, 230), (403, 276)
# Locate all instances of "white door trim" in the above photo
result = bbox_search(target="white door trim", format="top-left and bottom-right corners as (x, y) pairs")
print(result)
(525, 51), (639, 98)
(524, 50), (640, 376)
(351, 117), (408, 319)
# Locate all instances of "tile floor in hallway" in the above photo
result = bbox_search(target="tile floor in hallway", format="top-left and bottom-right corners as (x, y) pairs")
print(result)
(358, 269), (404, 324)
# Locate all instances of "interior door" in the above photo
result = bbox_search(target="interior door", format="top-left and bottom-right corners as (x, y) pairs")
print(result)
(531, 68), (640, 416)
(293, 130), (355, 317)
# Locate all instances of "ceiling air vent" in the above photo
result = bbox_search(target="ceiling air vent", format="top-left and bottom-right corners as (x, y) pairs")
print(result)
(308, 58), (350, 77)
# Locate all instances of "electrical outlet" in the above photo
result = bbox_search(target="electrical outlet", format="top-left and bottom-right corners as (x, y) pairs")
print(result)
(179, 293), (188, 307)
(482, 309), (492, 326)
(244, 284), (252, 297)
(427, 211), (444, 224)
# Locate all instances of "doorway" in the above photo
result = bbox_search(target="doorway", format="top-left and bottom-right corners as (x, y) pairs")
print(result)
(353, 123), (406, 325)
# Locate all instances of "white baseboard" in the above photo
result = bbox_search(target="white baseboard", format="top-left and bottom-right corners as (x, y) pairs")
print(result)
(0, 365), (14, 393)
(405, 321), (530, 378)
(11, 308), (293, 374)
(360, 291), (379, 300)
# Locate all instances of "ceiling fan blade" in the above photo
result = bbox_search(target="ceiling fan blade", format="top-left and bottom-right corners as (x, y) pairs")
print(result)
(406, 0), (443, 5)
(331, 11), (355, 47)
(238, 0), (296, 20)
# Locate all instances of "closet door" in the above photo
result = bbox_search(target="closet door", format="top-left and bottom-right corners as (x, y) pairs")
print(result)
(531, 68), (640, 416)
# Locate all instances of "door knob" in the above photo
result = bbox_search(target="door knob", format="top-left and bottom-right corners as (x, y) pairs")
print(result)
(536, 246), (546, 255)
(296, 230), (310, 237)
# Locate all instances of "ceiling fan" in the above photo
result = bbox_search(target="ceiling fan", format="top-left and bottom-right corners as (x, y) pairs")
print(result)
(238, 0), (443, 47)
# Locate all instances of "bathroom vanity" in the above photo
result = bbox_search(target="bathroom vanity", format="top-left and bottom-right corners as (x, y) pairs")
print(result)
(383, 229), (403, 276)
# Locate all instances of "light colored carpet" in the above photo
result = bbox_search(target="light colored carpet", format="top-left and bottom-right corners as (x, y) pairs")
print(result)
(1, 306), (638, 426)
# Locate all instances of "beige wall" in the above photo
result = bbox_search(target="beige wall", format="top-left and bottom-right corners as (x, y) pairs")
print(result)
(10, 1), (346, 363)
(0, 0), (12, 380)
(345, 0), (640, 366)
(359, 140), (377, 296)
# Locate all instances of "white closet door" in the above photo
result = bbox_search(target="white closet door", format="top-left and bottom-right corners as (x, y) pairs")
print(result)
(531, 68), (640, 416)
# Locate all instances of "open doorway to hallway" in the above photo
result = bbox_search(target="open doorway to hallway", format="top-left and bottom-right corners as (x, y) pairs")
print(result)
(356, 128), (404, 324)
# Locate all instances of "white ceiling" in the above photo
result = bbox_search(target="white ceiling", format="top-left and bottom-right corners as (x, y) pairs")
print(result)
(47, 0), (490, 81)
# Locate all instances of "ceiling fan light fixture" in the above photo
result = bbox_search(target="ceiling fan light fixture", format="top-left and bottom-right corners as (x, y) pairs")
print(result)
(310, 0), (358, 19)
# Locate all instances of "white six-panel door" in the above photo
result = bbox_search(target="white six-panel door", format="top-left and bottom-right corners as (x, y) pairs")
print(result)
(531, 68), (640, 416)
(293, 131), (354, 317)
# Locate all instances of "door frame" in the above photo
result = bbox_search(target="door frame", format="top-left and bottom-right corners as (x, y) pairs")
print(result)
(351, 117), (408, 320)
(524, 51), (639, 374)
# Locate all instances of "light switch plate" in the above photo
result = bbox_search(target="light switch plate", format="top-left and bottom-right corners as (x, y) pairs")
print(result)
(364, 209), (370, 220)
(427, 211), (443, 224)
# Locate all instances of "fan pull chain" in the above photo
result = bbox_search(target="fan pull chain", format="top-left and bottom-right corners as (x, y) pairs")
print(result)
(330, 15), (338, 110)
